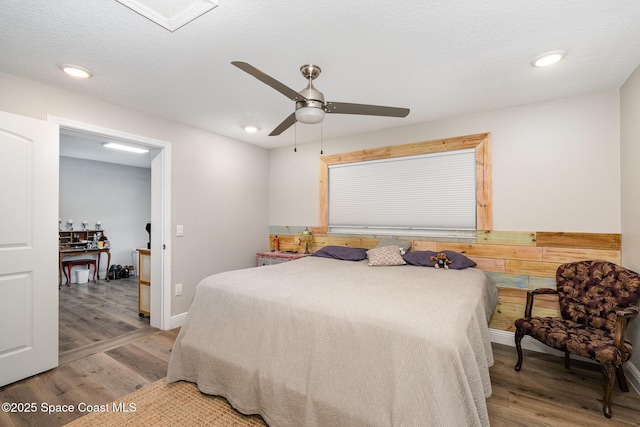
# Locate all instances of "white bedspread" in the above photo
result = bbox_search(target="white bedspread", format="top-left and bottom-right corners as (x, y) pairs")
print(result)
(167, 256), (498, 426)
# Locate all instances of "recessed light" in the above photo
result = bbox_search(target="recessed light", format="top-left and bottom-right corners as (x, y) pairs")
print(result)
(103, 142), (149, 154)
(531, 51), (566, 67)
(60, 64), (93, 79)
(244, 125), (259, 134)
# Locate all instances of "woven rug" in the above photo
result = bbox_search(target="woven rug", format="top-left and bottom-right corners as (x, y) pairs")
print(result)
(64, 379), (267, 426)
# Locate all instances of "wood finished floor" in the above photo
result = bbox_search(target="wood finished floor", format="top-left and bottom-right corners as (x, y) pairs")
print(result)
(57, 277), (152, 363)
(487, 345), (640, 426)
(1, 279), (638, 426)
(0, 277), (179, 427)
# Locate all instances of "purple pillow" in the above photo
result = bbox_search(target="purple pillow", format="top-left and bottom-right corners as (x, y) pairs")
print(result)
(312, 245), (368, 261)
(402, 251), (438, 267)
(403, 250), (476, 269)
(442, 250), (476, 269)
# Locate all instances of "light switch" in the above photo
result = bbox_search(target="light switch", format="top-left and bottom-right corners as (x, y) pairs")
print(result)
(176, 224), (184, 237)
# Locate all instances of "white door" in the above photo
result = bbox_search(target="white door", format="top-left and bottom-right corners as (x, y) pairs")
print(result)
(150, 147), (169, 329)
(0, 111), (59, 386)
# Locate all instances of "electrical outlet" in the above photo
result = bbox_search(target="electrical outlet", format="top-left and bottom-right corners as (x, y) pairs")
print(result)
(175, 283), (183, 296)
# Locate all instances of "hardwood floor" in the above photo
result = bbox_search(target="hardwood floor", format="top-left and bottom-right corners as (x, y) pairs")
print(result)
(1, 279), (638, 426)
(488, 344), (640, 426)
(0, 276), (178, 427)
(58, 277), (152, 363)
(0, 328), (179, 427)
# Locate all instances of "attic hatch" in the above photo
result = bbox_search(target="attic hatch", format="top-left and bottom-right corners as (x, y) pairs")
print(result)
(116, 0), (218, 32)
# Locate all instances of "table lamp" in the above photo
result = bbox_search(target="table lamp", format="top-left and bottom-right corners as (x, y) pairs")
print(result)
(300, 228), (313, 254)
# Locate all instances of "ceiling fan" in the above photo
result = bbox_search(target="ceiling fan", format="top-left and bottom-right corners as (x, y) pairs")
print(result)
(231, 61), (410, 136)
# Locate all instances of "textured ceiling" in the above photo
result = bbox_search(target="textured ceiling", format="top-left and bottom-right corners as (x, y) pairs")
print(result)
(2, 0), (640, 150)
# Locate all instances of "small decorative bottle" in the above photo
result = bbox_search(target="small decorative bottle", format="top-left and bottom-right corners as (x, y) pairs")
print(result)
(273, 235), (280, 252)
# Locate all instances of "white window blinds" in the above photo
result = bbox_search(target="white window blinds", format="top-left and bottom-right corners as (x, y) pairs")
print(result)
(328, 148), (477, 237)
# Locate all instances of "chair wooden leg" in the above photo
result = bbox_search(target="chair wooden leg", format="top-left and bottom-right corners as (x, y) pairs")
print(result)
(514, 329), (524, 371)
(616, 365), (630, 392)
(564, 352), (570, 369)
(602, 364), (616, 418)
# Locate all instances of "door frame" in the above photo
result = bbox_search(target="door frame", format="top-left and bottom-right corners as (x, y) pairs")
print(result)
(49, 116), (172, 330)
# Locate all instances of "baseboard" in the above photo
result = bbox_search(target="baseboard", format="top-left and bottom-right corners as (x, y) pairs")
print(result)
(624, 357), (640, 394)
(170, 312), (188, 329)
(489, 328), (640, 394)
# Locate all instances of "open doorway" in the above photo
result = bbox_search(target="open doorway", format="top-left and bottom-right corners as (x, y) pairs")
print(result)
(51, 117), (172, 337)
(58, 130), (153, 358)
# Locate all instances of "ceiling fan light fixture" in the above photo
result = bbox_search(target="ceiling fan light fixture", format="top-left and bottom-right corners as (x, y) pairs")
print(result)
(531, 50), (566, 67)
(295, 107), (325, 124)
(231, 61), (409, 136)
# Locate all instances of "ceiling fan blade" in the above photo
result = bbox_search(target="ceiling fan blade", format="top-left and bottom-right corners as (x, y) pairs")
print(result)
(325, 102), (410, 118)
(269, 112), (297, 136)
(232, 61), (305, 102)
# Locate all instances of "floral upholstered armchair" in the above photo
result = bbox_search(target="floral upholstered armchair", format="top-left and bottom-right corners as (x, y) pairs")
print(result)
(514, 260), (640, 418)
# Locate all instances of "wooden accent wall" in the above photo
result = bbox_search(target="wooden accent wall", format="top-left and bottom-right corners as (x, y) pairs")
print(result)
(284, 132), (623, 335)
(268, 230), (621, 333)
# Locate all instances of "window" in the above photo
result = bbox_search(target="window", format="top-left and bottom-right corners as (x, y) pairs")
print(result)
(318, 133), (492, 237)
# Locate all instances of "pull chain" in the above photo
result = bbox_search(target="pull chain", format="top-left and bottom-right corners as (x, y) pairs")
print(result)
(320, 121), (324, 155)
(293, 122), (297, 152)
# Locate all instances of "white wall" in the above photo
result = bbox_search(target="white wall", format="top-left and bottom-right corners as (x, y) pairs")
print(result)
(621, 64), (640, 368)
(59, 156), (151, 278)
(270, 90), (621, 233)
(0, 71), (270, 316)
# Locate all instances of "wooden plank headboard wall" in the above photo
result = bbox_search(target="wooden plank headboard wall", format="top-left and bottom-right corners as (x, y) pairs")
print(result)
(268, 230), (621, 333)
(269, 133), (621, 333)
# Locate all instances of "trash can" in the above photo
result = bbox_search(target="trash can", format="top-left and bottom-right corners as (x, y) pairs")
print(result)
(76, 268), (90, 284)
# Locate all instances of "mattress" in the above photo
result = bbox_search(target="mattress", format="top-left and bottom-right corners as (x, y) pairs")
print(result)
(167, 256), (498, 426)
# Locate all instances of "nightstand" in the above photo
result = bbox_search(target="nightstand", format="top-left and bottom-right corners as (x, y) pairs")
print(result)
(256, 251), (309, 266)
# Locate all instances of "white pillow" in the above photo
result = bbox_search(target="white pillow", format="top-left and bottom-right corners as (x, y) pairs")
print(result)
(367, 245), (406, 266)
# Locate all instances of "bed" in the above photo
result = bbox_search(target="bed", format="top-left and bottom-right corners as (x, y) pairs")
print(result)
(167, 251), (498, 426)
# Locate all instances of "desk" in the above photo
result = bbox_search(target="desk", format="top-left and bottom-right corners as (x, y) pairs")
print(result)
(59, 247), (111, 286)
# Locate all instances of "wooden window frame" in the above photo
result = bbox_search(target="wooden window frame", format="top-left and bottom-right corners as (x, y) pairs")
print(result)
(317, 133), (492, 235)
